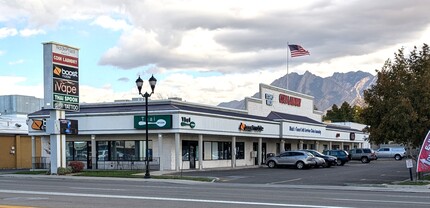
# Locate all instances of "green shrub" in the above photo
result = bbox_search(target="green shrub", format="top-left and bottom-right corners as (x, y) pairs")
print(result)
(68, 161), (85, 173)
(57, 167), (72, 175)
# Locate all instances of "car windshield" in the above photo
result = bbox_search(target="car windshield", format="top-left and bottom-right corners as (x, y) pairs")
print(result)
(309, 150), (323, 157)
(305, 152), (314, 157)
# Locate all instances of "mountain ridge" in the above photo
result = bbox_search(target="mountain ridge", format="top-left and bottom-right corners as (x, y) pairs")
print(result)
(218, 71), (376, 111)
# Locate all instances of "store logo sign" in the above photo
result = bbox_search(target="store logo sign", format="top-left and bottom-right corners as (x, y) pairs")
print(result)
(349, 132), (355, 141)
(181, 117), (196, 128)
(289, 126), (322, 135)
(279, 94), (301, 107)
(239, 122), (264, 132)
(265, 93), (273, 106)
(134, 115), (172, 129)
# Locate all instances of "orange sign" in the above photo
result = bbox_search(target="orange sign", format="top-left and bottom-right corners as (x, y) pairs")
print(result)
(31, 119), (44, 130)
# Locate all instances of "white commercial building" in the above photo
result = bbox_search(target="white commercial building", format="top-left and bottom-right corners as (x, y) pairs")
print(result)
(28, 84), (369, 171)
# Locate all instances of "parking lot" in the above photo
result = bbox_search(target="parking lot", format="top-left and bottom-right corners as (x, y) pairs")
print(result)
(172, 158), (415, 186)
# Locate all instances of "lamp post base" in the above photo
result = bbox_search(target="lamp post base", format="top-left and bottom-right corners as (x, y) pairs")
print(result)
(144, 173), (151, 179)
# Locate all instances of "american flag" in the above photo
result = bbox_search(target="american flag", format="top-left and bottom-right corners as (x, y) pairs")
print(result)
(288, 44), (310, 57)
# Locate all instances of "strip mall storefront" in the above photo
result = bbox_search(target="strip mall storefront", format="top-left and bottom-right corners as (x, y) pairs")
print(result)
(28, 84), (369, 171)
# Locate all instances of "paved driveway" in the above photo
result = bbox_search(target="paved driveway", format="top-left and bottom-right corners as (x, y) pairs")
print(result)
(171, 158), (415, 185)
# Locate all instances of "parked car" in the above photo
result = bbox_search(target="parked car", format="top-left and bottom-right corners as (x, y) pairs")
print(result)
(348, 148), (377, 163)
(376, 147), (406, 160)
(322, 150), (350, 166)
(266, 150), (317, 169)
(302, 149), (337, 168)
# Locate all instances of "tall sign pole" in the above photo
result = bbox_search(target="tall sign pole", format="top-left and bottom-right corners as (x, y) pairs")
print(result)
(43, 42), (79, 174)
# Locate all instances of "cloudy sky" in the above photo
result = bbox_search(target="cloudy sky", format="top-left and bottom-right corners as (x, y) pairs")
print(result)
(1, 0), (429, 106)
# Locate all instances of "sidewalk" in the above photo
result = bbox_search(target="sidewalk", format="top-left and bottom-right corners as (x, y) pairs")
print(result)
(2, 171), (430, 193)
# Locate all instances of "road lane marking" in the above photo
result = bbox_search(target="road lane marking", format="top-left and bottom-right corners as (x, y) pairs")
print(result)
(69, 187), (126, 191)
(331, 198), (429, 205)
(0, 205), (37, 208)
(0, 189), (352, 208)
(268, 178), (302, 184)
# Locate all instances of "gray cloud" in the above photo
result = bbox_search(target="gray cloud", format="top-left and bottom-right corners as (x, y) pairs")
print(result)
(97, 0), (430, 73)
(117, 77), (129, 82)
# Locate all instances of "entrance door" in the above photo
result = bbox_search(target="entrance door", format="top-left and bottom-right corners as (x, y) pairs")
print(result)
(189, 146), (196, 169)
(182, 141), (198, 169)
(253, 142), (267, 165)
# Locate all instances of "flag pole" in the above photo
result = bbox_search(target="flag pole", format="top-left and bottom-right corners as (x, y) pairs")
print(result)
(286, 42), (289, 90)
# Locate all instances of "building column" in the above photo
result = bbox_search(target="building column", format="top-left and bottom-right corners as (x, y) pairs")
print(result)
(231, 136), (236, 168)
(329, 141), (333, 150)
(315, 141), (320, 152)
(91, 135), (96, 170)
(280, 140), (285, 153)
(31, 136), (36, 170)
(158, 134), (164, 171)
(198, 134), (203, 170)
(175, 133), (181, 171)
(50, 110), (65, 174)
(15, 135), (21, 169)
(258, 138), (263, 166)
(341, 142), (344, 150)
(299, 140), (304, 150)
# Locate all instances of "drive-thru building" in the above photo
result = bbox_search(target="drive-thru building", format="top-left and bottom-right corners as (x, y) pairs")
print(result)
(28, 83), (369, 171)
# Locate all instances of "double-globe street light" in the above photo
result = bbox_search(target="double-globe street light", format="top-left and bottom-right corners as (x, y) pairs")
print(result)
(135, 74), (157, 178)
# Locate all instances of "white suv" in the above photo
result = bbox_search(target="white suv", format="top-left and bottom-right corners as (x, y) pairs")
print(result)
(376, 147), (406, 160)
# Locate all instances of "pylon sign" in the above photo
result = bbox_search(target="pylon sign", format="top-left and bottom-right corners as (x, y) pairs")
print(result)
(43, 42), (80, 112)
(31, 119), (45, 130)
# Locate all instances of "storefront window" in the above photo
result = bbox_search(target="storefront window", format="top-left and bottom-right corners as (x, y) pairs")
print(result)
(74, 141), (87, 161)
(66, 142), (74, 161)
(236, 142), (244, 159)
(111, 141), (125, 160)
(211, 142), (219, 159)
(202, 141), (236, 160)
(97, 141), (109, 161)
(204, 142), (212, 160)
(94, 140), (150, 161)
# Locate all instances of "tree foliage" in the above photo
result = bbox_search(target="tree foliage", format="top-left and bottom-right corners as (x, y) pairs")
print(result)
(323, 102), (363, 123)
(362, 44), (430, 147)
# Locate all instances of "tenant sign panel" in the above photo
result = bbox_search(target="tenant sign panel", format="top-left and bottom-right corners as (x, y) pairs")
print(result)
(43, 42), (80, 111)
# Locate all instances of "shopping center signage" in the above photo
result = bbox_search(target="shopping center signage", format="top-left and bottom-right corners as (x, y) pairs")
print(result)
(289, 126), (322, 135)
(239, 122), (264, 132)
(134, 115), (172, 129)
(43, 42), (80, 112)
(279, 94), (301, 107)
(265, 93), (274, 106)
(59, 119), (78, 135)
(181, 117), (196, 128)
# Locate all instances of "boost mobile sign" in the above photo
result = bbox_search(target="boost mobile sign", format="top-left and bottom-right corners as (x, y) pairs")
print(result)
(43, 42), (80, 112)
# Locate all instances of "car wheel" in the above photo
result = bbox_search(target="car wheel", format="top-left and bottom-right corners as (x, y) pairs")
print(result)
(296, 161), (305, 169)
(361, 157), (369, 163)
(394, 155), (402, 160)
(323, 162), (329, 168)
(336, 159), (342, 166)
(267, 160), (277, 168)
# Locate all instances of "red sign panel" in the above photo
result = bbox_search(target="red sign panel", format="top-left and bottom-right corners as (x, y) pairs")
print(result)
(417, 130), (430, 173)
(52, 52), (79, 67)
(279, 94), (301, 107)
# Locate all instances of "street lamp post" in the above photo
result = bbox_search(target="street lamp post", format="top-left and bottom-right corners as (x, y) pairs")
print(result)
(135, 75), (157, 179)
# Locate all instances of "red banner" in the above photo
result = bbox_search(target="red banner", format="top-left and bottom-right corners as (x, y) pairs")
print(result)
(417, 130), (430, 173)
(53, 52), (79, 67)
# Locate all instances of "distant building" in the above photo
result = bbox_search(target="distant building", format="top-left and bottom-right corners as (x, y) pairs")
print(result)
(0, 95), (43, 115)
(0, 95), (43, 169)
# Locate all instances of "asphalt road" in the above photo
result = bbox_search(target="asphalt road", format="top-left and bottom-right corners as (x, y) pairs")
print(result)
(0, 158), (427, 208)
(0, 174), (429, 208)
(172, 158), (416, 185)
